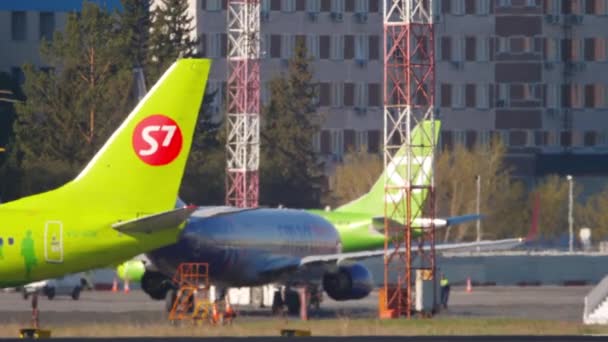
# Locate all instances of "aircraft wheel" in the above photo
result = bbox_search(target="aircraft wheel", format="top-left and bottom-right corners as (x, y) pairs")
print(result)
(72, 286), (81, 300)
(165, 289), (176, 312)
(22, 290), (29, 301)
(46, 288), (55, 300)
(285, 290), (300, 316)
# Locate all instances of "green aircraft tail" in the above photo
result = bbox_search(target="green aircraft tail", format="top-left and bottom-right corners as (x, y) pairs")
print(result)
(335, 120), (441, 220)
(7, 59), (211, 214)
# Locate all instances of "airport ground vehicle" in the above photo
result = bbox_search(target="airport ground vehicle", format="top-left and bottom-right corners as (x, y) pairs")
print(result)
(22, 273), (88, 300)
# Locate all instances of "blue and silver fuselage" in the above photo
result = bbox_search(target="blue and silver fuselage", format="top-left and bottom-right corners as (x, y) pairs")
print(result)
(147, 208), (341, 286)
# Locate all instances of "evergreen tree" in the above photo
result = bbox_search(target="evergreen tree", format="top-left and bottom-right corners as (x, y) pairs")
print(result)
(260, 39), (322, 208)
(179, 90), (226, 205)
(11, 3), (133, 196)
(120, 0), (152, 67)
(148, 0), (198, 83)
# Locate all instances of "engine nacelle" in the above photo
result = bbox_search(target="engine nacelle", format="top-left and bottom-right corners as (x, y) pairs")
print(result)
(141, 270), (174, 300)
(322, 263), (373, 301)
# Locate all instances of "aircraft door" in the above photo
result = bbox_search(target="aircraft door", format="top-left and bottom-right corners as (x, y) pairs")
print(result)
(44, 221), (63, 263)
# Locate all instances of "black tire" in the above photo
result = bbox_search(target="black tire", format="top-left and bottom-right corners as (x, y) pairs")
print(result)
(46, 288), (55, 300)
(271, 290), (283, 315)
(165, 289), (176, 313)
(72, 286), (81, 300)
(285, 290), (300, 316)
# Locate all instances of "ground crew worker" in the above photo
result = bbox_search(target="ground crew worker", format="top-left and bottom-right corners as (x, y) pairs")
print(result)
(440, 273), (450, 309)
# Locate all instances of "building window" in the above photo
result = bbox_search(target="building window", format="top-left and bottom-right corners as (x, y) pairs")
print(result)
(355, 0), (369, 12)
(320, 0), (331, 12)
(440, 37), (452, 61)
(476, 84), (489, 109)
(453, 84), (464, 108)
(344, 82), (354, 106)
(331, 82), (343, 107)
(355, 35), (368, 61)
(355, 130), (368, 151)
(477, 37), (489, 61)
(465, 36), (476, 61)
(476, 0), (490, 14)
(331, 0), (345, 12)
(369, 35), (379, 60)
(546, 38), (560, 61)
(331, 35), (344, 60)
(465, 0), (476, 14)
(307, 35), (320, 58)
(497, 83), (510, 107)
(281, 35), (295, 59)
(440, 83), (452, 107)
(465, 84), (476, 107)
(453, 0), (465, 15)
(319, 82), (330, 106)
(368, 83), (380, 107)
(355, 82), (368, 107)
(282, 0), (295, 12)
(11, 11), (27, 41)
(331, 130), (344, 158)
(345, 0), (355, 12)
(207, 0), (221, 11)
(312, 131), (321, 153)
(344, 35), (355, 59)
(307, 0), (320, 12)
(39, 12), (55, 41)
(271, 0), (281, 11)
(270, 34), (282, 58)
(320, 35), (330, 59)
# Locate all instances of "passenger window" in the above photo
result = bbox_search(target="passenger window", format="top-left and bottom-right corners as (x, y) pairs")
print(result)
(0, 238), (3, 245)
(8, 238), (13, 245)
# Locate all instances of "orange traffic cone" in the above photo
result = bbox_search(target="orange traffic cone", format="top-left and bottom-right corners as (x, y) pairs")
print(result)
(111, 278), (118, 293)
(211, 302), (220, 324)
(123, 279), (130, 294)
(225, 299), (236, 320)
(466, 277), (472, 293)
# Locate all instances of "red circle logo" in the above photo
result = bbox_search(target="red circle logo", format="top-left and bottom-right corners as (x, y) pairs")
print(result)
(132, 115), (183, 166)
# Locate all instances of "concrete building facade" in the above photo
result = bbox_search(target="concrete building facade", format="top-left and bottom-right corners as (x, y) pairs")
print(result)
(193, 0), (608, 177)
(0, 0), (122, 80)
(4, 0), (608, 178)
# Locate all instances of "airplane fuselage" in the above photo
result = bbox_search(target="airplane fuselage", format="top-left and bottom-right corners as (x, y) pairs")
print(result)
(0, 205), (182, 288)
(147, 208), (341, 287)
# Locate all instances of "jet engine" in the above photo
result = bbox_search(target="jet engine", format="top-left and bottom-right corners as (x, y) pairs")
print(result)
(141, 270), (174, 300)
(322, 263), (374, 301)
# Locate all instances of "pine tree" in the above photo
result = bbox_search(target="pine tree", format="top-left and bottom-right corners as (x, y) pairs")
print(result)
(119, 0), (152, 67)
(11, 3), (133, 195)
(260, 39), (322, 208)
(148, 0), (198, 83)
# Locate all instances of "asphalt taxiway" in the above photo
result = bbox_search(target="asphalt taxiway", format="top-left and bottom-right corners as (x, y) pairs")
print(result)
(0, 285), (591, 325)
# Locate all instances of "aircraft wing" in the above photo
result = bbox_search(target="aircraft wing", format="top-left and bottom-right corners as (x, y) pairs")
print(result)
(112, 206), (198, 234)
(299, 237), (524, 267)
(372, 214), (482, 231)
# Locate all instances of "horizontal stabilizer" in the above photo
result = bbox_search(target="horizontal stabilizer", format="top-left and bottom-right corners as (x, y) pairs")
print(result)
(445, 214), (483, 227)
(112, 206), (197, 234)
(372, 214), (482, 231)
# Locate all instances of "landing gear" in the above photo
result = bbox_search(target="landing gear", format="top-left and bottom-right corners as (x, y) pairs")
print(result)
(18, 291), (51, 338)
(271, 284), (323, 320)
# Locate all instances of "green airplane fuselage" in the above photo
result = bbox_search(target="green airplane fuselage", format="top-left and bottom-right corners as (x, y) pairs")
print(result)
(307, 209), (385, 253)
(0, 206), (182, 288)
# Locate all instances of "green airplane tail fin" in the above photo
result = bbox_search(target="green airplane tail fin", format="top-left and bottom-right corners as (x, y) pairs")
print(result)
(335, 120), (441, 219)
(5, 59), (211, 214)
(68, 58), (210, 213)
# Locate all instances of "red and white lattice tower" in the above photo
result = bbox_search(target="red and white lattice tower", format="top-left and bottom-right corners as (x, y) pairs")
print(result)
(226, 0), (260, 208)
(382, 0), (436, 318)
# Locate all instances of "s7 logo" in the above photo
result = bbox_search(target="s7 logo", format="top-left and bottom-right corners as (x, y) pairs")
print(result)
(132, 115), (183, 166)
(139, 125), (177, 156)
